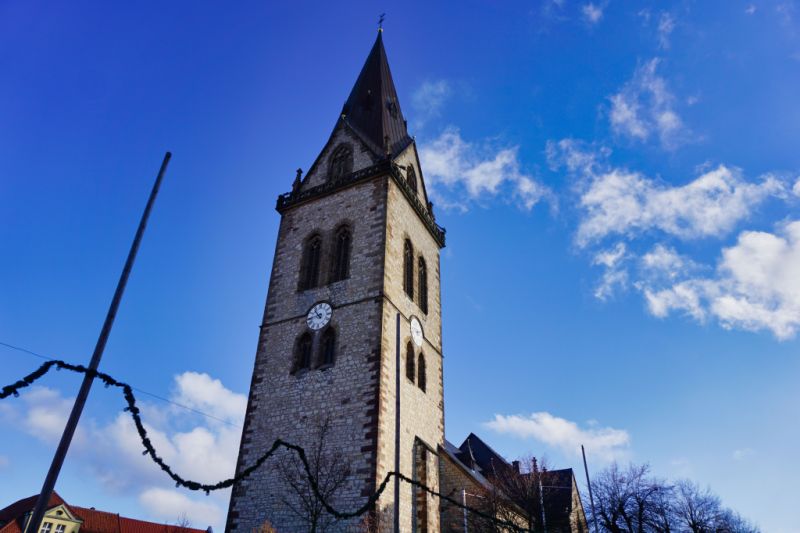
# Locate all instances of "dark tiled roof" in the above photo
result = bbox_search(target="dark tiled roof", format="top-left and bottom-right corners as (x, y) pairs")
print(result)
(458, 432), (512, 477)
(340, 31), (412, 157)
(454, 433), (580, 527)
(0, 493), (208, 533)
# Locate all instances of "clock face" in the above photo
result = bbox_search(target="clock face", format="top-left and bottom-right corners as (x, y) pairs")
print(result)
(410, 317), (423, 348)
(306, 302), (332, 330)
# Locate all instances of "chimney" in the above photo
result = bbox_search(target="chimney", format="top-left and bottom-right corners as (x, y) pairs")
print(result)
(512, 460), (520, 473)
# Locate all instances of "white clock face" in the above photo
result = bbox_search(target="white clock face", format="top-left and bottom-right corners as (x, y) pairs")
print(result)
(410, 317), (424, 348)
(306, 302), (332, 330)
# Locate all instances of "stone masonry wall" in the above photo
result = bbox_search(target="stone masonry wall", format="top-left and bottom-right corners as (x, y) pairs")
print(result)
(300, 125), (378, 192)
(227, 176), (388, 532)
(374, 143), (445, 533)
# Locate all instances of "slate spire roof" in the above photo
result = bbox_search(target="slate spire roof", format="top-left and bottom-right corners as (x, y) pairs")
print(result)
(340, 30), (412, 157)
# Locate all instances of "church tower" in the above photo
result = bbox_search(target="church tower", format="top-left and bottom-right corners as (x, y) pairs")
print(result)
(227, 31), (446, 532)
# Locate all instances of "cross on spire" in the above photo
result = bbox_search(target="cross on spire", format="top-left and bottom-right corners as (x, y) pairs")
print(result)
(378, 13), (385, 32)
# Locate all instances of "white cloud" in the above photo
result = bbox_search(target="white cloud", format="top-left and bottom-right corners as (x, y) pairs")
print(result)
(12, 372), (245, 532)
(657, 13), (675, 49)
(139, 488), (222, 528)
(732, 448), (756, 461)
(745, 4), (757, 15)
(642, 221), (800, 339)
(608, 59), (689, 148)
(641, 244), (695, 280)
(793, 177), (800, 197)
(576, 164), (783, 246)
(593, 242), (628, 300)
(173, 371), (247, 425)
(485, 412), (630, 463)
(420, 127), (551, 211)
(411, 80), (451, 129)
(582, 3), (604, 25)
(20, 386), (75, 443)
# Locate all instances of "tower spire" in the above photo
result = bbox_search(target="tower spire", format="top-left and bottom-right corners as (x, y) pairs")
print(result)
(340, 31), (411, 157)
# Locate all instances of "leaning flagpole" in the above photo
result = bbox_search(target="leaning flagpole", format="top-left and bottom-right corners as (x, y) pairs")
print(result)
(581, 444), (600, 533)
(25, 152), (172, 533)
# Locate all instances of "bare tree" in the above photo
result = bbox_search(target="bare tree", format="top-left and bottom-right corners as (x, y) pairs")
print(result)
(672, 480), (724, 533)
(276, 416), (352, 533)
(482, 455), (550, 532)
(167, 513), (192, 533)
(585, 464), (760, 533)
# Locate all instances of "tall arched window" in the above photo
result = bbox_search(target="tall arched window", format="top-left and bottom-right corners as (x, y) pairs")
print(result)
(293, 333), (312, 373)
(417, 353), (426, 392)
(406, 166), (418, 194)
(330, 225), (351, 282)
(299, 234), (322, 290)
(320, 328), (336, 367)
(403, 239), (414, 299)
(329, 144), (353, 181)
(418, 257), (428, 315)
(406, 342), (415, 382)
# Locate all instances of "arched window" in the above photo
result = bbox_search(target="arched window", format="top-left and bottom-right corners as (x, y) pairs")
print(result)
(293, 333), (313, 373)
(417, 353), (426, 392)
(406, 166), (418, 194)
(299, 234), (322, 290)
(406, 341), (415, 382)
(403, 240), (414, 299)
(329, 144), (353, 181)
(320, 328), (336, 367)
(418, 257), (428, 315)
(330, 225), (351, 282)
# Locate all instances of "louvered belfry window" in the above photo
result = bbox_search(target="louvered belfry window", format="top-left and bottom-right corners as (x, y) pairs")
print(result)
(418, 257), (428, 314)
(331, 226), (351, 282)
(299, 234), (322, 290)
(406, 341), (415, 382)
(403, 239), (414, 299)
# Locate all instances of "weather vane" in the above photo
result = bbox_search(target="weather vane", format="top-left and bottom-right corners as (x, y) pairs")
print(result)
(378, 13), (385, 31)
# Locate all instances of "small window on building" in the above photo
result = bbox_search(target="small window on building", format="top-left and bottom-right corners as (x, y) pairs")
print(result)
(403, 239), (414, 300)
(406, 166), (418, 194)
(293, 333), (313, 373)
(40, 523), (53, 533)
(54, 525), (66, 533)
(299, 234), (322, 290)
(330, 225), (351, 282)
(418, 257), (428, 315)
(329, 144), (353, 181)
(406, 341), (415, 382)
(417, 353), (426, 392)
(320, 328), (336, 367)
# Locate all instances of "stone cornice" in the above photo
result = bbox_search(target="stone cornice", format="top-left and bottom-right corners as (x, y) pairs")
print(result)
(276, 160), (446, 247)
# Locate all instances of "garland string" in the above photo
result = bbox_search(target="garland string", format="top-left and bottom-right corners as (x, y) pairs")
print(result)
(2, 361), (531, 532)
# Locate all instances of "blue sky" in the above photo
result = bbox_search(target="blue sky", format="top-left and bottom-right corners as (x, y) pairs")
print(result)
(1, 1), (799, 531)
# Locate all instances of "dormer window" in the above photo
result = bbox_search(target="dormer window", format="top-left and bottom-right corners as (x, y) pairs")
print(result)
(406, 166), (418, 194)
(329, 144), (353, 181)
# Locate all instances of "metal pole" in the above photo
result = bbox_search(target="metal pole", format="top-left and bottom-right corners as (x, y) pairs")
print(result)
(462, 489), (468, 533)
(538, 473), (547, 533)
(582, 445), (600, 533)
(393, 312), (401, 533)
(25, 152), (171, 533)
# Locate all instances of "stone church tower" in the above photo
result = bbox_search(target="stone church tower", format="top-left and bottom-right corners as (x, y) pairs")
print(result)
(227, 31), (446, 532)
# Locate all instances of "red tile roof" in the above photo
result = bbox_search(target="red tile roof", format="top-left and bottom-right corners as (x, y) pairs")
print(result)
(0, 493), (208, 533)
